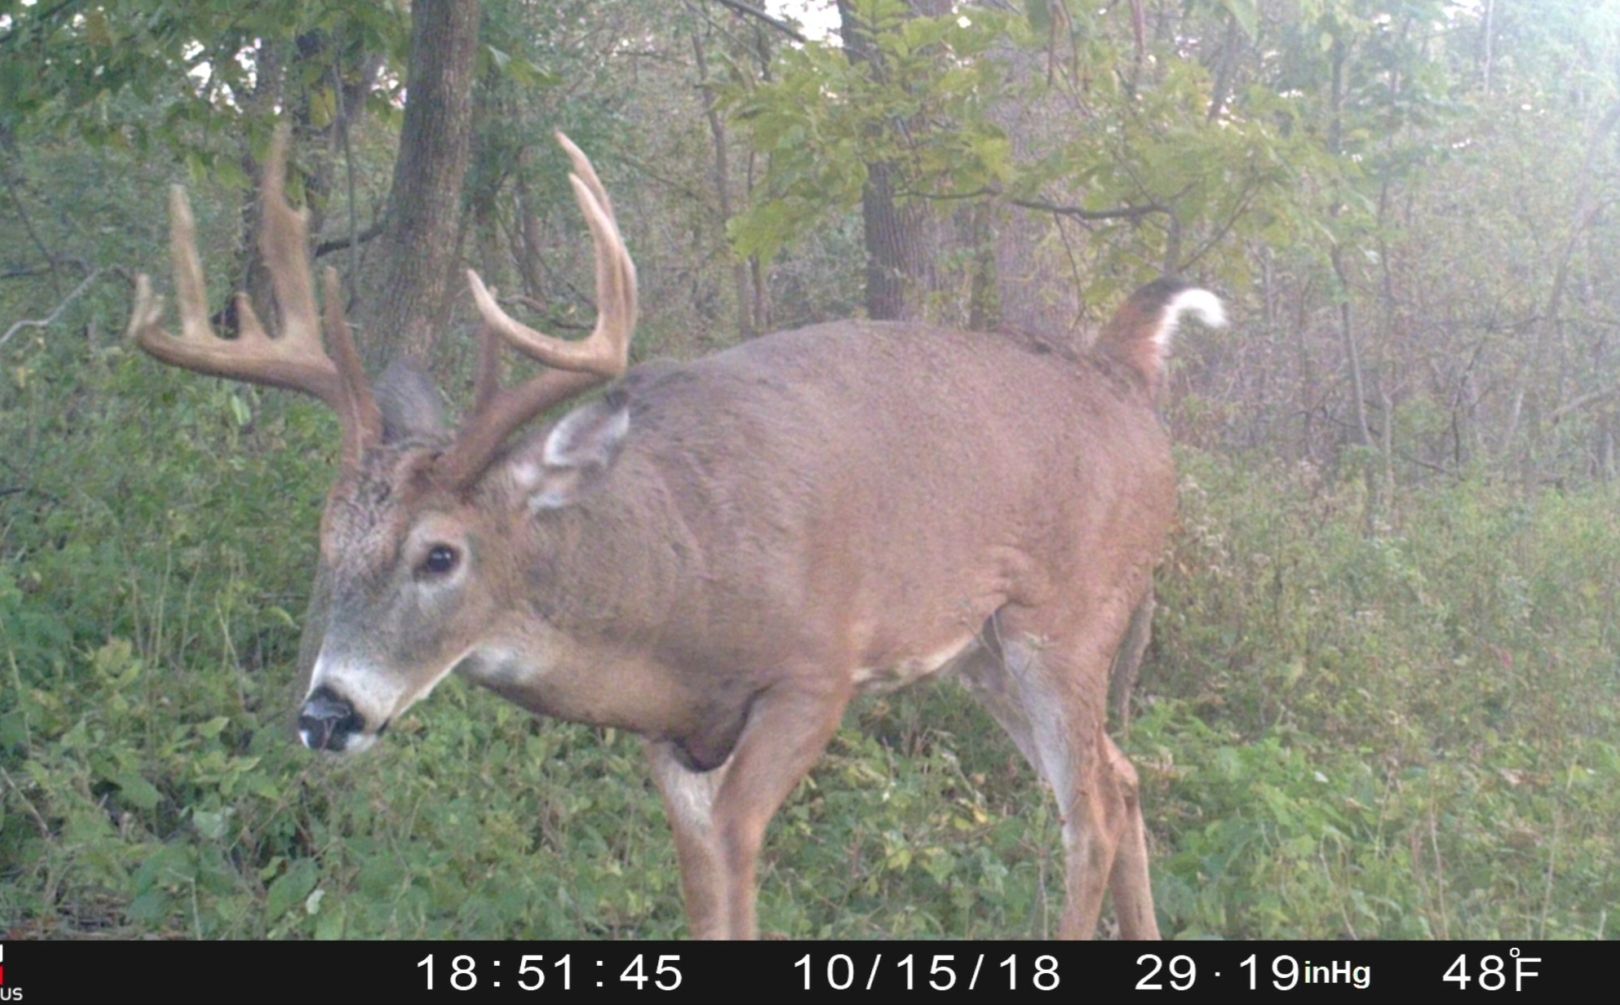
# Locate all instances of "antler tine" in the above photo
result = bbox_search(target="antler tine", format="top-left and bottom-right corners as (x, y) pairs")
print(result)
(322, 265), (384, 460)
(472, 290), (503, 415)
(556, 131), (638, 359)
(465, 134), (637, 379)
(440, 134), (638, 490)
(128, 124), (381, 464)
(555, 130), (615, 219)
(258, 126), (322, 354)
(170, 183), (215, 344)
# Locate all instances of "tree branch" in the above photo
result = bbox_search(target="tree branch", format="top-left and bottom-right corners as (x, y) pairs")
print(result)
(0, 267), (104, 349)
(1181, 182), (1261, 270)
(0, 0), (81, 48)
(1008, 196), (1169, 222)
(891, 185), (1173, 223)
(3, 256), (89, 280)
(707, 0), (808, 44)
(495, 291), (592, 332)
(3, 162), (63, 296)
(1550, 387), (1618, 423)
(313, 220), (386, 259)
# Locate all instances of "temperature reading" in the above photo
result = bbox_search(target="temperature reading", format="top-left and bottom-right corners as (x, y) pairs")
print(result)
(1443, 948), (1542, 992)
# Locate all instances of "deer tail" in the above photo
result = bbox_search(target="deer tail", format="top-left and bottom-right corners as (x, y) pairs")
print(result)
(1094, 278), (1225, 392)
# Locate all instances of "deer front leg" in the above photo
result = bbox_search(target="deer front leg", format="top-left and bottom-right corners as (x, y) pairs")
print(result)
(651, 679), (850, 939)
(714, 681), (851, 938)
(647, 740), (732, 939)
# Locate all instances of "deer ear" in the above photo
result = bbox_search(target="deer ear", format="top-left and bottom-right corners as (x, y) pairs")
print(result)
(507, 391), (630, 510)
(375, 359), (447, 442)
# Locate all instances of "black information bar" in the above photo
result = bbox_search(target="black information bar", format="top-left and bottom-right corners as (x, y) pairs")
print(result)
(0, 939), (1604, 1004)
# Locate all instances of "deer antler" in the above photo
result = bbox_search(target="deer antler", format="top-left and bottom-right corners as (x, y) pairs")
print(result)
(437, 132), (638, 489)
(128, 126), (381, 466)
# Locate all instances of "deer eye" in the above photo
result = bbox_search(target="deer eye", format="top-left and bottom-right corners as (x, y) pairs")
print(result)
(419, 544), (459, 577)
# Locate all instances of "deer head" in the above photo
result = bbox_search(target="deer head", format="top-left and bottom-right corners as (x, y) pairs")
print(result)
(128, 127), (638, 753)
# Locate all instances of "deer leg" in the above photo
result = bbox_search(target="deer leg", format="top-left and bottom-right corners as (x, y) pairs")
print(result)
(961, 614), (1157, 939)
(646, 740), (732, 939)
(703, 679), (851, 939)
(1104, 733), (1159, 938)
(1108, 590), (1155, 734)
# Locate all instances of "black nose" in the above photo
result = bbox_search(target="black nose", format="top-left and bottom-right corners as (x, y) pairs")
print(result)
(299, 686), (364, 751)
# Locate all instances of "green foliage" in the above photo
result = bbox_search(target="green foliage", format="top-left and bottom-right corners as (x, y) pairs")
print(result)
(722, 4), (1024, 263)
(1141, 450), (1620, 938)
(723, 1), (1317, 296)
(0, 0), (407, 165)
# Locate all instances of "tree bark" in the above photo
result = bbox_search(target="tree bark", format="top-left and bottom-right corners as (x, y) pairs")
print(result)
(358, 0), (481, 363)
(1327, 36), (1373, 449)
(691, 25), (754, 340)
(837, 0), (931, 321)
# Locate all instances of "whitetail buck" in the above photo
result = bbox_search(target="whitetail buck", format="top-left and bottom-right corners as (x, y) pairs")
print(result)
(129, 128), (1222, 939)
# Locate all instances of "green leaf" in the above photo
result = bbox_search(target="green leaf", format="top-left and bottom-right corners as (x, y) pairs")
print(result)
(85, 8), (114, 48)
(1025, 0), (1052, 34)
(315, 900), (346, 940)
(309, 86), (337, 130)
(197, 716), (231, 738)
(115, 772), (163, 810)
(1220, 0), (1259, 39)
(266, 860), (320, 920)
(193, 808), (230, 841)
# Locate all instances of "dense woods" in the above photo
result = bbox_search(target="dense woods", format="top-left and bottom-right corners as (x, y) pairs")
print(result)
(2, 0), (1618, 938)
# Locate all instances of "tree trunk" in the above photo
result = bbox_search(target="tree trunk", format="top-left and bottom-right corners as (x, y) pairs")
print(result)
(358, 0), (481, 363)
(691, 26), (754, 340)
(966, 201), (1000, 331)
(858, 160), (917, 320)
(1327, 37), (1373, 450)
(837, 0), (931, 321)
(1502, 99), (1620, 471)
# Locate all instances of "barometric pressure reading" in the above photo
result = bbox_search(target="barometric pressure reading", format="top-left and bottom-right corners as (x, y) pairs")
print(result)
(1136, 953), (1372, 993)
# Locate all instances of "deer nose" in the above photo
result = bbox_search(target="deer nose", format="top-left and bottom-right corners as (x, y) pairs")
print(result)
(299, 686), (364, 751)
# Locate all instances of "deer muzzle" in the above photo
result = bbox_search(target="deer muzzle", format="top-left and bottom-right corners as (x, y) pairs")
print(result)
(298, 685), (367, 752)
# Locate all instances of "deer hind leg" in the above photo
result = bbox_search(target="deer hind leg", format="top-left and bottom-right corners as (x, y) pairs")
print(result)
(960, 614), (1160, 939)
(652, 679), (851, 939)
(1103, 732), (1158, 938)
(1108, 590), (1156, 735)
